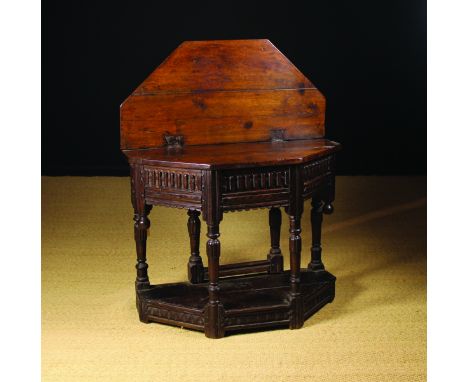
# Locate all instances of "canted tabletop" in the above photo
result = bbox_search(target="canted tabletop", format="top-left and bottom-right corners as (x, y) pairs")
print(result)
(123, 139), (340, 169)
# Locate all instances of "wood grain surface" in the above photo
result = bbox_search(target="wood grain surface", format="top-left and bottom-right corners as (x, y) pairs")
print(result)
(120, 39), (325, 150)
(123, 139), (340, 169)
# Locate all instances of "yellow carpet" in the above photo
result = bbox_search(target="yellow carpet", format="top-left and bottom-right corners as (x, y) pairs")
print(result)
(42, 176), (426, 381)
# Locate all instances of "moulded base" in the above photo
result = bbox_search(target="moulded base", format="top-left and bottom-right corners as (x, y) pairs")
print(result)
(137, 269), (335, 337)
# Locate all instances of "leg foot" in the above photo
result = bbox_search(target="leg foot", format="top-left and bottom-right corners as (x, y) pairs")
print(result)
(136, 293), (150, 323)
(204, 300), (225, 339)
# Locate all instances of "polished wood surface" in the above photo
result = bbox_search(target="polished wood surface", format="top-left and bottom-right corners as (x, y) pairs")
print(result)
(121, 39), (340, 338)
(132, 40), (316, 94)
(120, 39), (325, 150)
(123, 139), (340, 169)
(121, 91), (325, 149)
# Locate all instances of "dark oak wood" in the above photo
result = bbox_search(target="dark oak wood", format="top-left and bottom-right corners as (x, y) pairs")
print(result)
(309, 199), (325, 271)
(130, 163), (152, 291)
(267, 207), (283, 273)
(138, 270), (335, 334)
(121, 39), (341, 338)
(187, 209), (204, 283)
(204, 259), (272, 279)
(287, 165), (305, 329)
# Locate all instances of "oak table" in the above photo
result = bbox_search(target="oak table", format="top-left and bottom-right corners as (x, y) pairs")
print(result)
(120, 39), (341, 338)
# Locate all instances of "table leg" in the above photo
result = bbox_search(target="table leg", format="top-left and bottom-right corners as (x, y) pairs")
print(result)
(187, 209), (204, 283)
(267, 207), (284, 273)
(134, 204), (152, 291)
(287, 165), (304, 329)
(289, 212), (304, 329)
(204, 222), (224, 338)
(130, 163), (152, 291)
(202, 169), (225, 338)
(308, 198), (334, 271)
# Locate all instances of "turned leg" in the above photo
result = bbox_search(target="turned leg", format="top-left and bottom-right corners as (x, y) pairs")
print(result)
(308, 198), (334, 271)
(130, 163), (152, 291)
(134, 204), (152, 290)
(204, 222), (224, 338)
(187, 209), (204, 283)
(130, 163), (153, 323)
(287, 166), (304, 329)
(202, 169), (225, 338)
(267, 207), (284, 273)
(289, 212), (304, 329)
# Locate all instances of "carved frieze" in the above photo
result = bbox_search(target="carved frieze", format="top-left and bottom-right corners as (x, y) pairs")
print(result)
(146, 306), (204, 327)
(221, 167), (290, 211)
(303, 282), (335, 319)
(222, 168), (289, 193)
(143, 166), (203, 209)
(224, 310), (290, 328)
(144, 166), (203, 192)
(302, 155), (335, 198)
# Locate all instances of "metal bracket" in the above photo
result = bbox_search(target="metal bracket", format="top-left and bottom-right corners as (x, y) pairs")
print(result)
(164, 134), (184, 147)
(270, 129), (286, 142)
